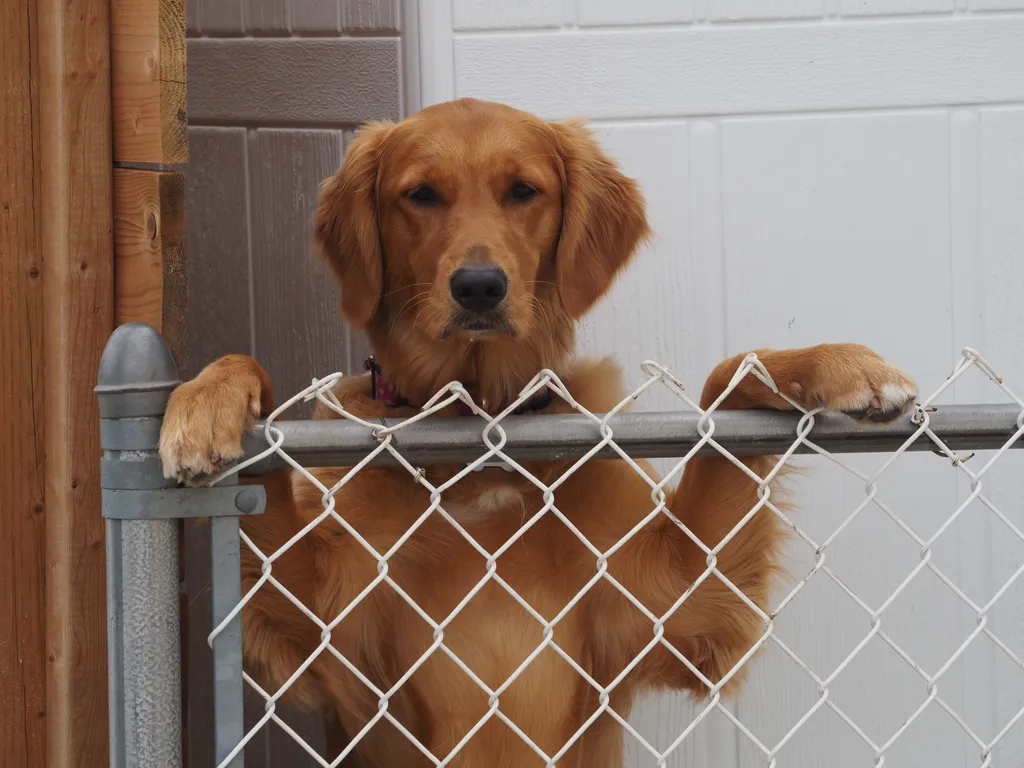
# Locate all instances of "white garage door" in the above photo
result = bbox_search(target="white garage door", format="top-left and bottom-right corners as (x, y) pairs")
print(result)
(410, 2), (1024, 765)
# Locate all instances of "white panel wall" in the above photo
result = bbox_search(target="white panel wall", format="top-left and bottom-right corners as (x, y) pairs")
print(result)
(416, 3), (1024, 765)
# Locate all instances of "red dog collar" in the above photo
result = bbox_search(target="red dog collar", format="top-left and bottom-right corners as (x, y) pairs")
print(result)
(364, 356), (552, 417)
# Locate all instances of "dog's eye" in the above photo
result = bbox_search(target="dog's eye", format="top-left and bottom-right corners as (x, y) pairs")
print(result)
(506, 181), (539, 204)
(406, 184), (441, 206)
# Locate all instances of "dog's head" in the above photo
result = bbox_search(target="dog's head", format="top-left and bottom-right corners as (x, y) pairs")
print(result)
(314, 98), (649, 402)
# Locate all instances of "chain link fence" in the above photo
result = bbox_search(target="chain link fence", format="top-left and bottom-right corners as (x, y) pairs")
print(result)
(97, 323), (1024, 768)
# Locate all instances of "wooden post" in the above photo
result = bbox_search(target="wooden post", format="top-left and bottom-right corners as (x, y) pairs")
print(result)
(37, 0), (116, 765)
(2, 1), (188, 765)
(111, 0), (188, 166)
(113, 168), (189, 364)
(111, 0), (189, 363)
(0, 1), (47, 765)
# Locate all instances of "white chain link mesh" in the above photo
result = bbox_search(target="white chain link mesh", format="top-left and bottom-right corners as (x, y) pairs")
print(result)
(205, 348), (1024, 768)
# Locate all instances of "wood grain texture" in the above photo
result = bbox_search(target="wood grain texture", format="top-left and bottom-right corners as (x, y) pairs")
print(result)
(111, 0), (187, 164)
(292, 0), (342, 33)
(249, 128), (367, 417)
(114, 169), (188, 366)
(38, 0), (115, 764)
(193, 0), (245, 36)
(186, 0), (200, 34)
(244, 0), (290, 33)
(184, 127), (253, 379)
(0, 1), (47, 765)
(186, 39), (400, 125)
(342, 0), (399, 30)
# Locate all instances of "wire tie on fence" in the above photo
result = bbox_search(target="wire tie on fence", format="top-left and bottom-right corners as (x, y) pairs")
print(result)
(911, 404), (935, 425)
(369, 415), (391, 441)
(951, 451), (976, 466)
(303, 374), (339, 402)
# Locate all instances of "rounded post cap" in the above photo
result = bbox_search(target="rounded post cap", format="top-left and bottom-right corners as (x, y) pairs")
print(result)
(95, 322), (181, 394)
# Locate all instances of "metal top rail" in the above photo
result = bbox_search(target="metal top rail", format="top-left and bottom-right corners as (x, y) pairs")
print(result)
(237, 404), (1024, 474)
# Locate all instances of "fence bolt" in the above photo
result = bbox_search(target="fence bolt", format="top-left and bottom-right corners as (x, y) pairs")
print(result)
(235, 487), (261, 514)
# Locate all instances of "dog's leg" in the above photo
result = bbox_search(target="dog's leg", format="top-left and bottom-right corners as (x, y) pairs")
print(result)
(625, 344), (916, 696)
(160, 358), (347, 715)
(159, 354), (274, 484)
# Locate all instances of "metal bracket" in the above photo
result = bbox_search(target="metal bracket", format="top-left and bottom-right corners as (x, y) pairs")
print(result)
(101, 485), (268, 520)
(470, 459), (516, 473)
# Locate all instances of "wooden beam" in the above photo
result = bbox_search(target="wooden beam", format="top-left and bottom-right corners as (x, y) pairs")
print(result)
(114, 168), (189, 365)
(111, 0), (188, 165)
(38, 0), (115, 764)
(110, 0), (190, 354)
(0, 0), (47, 765)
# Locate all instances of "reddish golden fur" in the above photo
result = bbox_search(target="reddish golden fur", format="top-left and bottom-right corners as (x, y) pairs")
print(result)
(160, 99), (917, 766)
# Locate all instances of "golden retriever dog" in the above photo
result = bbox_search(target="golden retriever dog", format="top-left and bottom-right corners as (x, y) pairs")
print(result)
(159, 98), (917, 766)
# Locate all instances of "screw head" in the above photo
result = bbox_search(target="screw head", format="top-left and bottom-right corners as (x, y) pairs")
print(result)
(235, 488), (259, 514)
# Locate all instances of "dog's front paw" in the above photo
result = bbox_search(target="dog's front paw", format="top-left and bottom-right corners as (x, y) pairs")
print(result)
(798, 343), (917, 423)
(158, 368), (264, 485)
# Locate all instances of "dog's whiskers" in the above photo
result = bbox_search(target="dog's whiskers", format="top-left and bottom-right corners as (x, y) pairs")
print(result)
(383, 282), (432, 299)
(388, 291), (430, 342)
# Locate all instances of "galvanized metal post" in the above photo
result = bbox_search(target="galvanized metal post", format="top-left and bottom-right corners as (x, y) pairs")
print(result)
(211, 504), (246, 768)
(98, 323), (265, 768)
(97, 322), (184, 768)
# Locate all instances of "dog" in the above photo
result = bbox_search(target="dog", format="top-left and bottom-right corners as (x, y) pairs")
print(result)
(159, 98), (917, 767)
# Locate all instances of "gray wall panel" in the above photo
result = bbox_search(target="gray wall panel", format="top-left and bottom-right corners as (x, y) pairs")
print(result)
(244, 0), (290, 34)
(249, 128), (361, 418)
(183, 519), (215, 768)
(291, 0), (344, 33)
(185, 127), (254, 379)
(269, 711), (328, 765)
(343, 0), (400, 31)
(189, 0), (396, 35)
(193, 0), (246, 36)
(188, 39), (400, 124)
(186, 0), (200, 34)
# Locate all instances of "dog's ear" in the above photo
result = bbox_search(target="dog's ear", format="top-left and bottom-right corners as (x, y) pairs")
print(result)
(549, 119), (650, 319)
(314, 121), (394, 329)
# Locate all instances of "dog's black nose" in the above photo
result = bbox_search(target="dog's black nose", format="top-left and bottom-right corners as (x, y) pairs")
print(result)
(449, 265), (508, 313)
